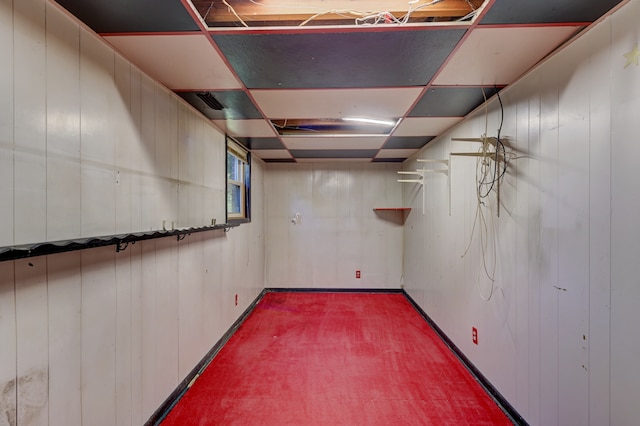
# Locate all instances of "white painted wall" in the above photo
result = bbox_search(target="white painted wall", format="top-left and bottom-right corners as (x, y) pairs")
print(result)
(0, 2), (265, 425)
(403, 1), (640, 425)
(265, 163), (404, 289)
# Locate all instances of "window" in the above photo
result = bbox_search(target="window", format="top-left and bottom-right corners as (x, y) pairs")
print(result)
(226, 137), (250, 222)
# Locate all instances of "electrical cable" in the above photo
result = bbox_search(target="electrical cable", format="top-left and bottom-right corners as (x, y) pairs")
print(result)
(462, 87), (526, 300)
(478, 87), (505, 198)
(203, 1), (215, 21)
(300, 9), (372, 26)
(461, 86), (501, 300)
(397, 0), (445, 24)
(222, 0), (249, 27)
(221, 0), (456, 27)
(456, 10), (478, 21)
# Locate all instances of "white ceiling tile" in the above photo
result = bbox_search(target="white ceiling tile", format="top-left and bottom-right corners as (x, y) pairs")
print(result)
(104, 34), (242, 90)
(376, 149), (419, 158)
(282, 136), (387, 150)
(250, 88), (423, 119)
(393, 117), (462, 136)
(250, 150), (292, 159)
(434, 26), (582, 85)
(213, 119), (277, 137)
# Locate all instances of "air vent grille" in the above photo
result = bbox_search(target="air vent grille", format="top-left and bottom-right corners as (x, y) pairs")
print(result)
(197, 92), (225, 110)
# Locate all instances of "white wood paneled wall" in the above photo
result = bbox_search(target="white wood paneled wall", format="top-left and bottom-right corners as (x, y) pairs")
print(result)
(402, 1), (640, 425)
(265, 163), (403, 288)
(0, 222), (265, 426)
(0, 1), (226, 248)
(0, 1), (267, 425)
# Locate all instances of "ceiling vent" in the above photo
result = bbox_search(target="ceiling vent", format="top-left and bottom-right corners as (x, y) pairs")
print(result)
(197, 92), (225, 110)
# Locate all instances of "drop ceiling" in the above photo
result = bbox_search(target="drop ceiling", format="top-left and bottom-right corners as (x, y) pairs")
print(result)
(55, 0), (626, 162)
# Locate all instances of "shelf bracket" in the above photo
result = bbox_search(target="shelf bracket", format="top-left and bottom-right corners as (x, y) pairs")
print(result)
(397, 170), (425, 215)
(415, 158), (451, 216)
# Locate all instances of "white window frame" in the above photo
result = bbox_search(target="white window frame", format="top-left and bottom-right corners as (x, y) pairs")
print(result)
(226, 137), (250, 222)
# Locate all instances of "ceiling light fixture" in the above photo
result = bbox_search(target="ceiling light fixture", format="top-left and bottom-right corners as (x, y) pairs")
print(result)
(342, 117), (397, 126)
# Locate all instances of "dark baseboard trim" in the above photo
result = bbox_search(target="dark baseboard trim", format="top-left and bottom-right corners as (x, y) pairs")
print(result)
(402, 290), (528, 426)
(145, 288), (268, 426)
(266, 287), (404, 293)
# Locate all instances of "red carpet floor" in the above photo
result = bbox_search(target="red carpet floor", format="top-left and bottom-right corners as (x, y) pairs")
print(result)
(161, 292), (513, 425)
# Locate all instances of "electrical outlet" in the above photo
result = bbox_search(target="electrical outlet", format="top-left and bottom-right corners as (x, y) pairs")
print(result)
(356, 270), (361, 279)
(472, 327), (478, 345)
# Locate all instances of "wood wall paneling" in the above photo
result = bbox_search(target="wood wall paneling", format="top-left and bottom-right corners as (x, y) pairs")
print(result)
(610, 1), (640, 423)
(15, 258), (49, 425)
(80, 248), (117, 425)
(586, 16), (612, 426)
(0, 261), (17, 426)
(0, 0), (13, 247)
(556, 35), (590, 426)
(47, 252), (82, 426)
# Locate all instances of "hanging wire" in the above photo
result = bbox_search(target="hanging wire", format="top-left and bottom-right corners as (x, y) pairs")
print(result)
(222, 0), (249, 27)
(460, 87), (505, 300)
(478, 87), (505, 198)
(220, 0), (452, 27)
(203, 1), (216, 21)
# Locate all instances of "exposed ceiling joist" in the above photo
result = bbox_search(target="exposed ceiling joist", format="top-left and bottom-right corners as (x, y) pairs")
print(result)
(194, 0), (483, 27)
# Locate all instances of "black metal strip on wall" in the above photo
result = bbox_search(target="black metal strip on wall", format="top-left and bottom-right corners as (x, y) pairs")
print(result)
(0, 223), (239, 262)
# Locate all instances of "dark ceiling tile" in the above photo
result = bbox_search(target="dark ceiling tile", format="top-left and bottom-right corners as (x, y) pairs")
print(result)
(372, 158), (405, 163)
(178, 91), (262, 120)
(409, 87), (497, 117)
(481, 0), (624, 24)
(383, 136), (434, 150)
(290, 149), (379, 159)
(55, 0), (199, 33)
(233, 137), (285, 150)
(212, 29), (466, 89)
(264, 158), (296, 163)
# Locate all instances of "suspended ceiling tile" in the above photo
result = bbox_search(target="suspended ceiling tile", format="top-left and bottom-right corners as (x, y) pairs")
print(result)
(250, 150), (292, 160)
(211, 29), (466, 89)
(104, 35), (242, 90)
(213, 119), (277, 137)
(282, 136), (387, 151)
(434, 26), (582, 85)
(372, 158), (405, 163)
(290, 149), (379, 159)
(481, 0), (624, 24)
(393, 117), (462, 137)
(383, 136), (435, 149)
(409, 87), (498, 117)
(177, 91), (262, 120)
(296, 158), (373, 163)
(264, 158), (297, 163)
(375, 149), (419, 158)
(250, 88), (423, 119)
(55, 0), (199, 33)
(233, 137), (285, 150)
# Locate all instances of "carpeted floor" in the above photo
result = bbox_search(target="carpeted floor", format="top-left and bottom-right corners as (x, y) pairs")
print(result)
(161, 292), (513, 425)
